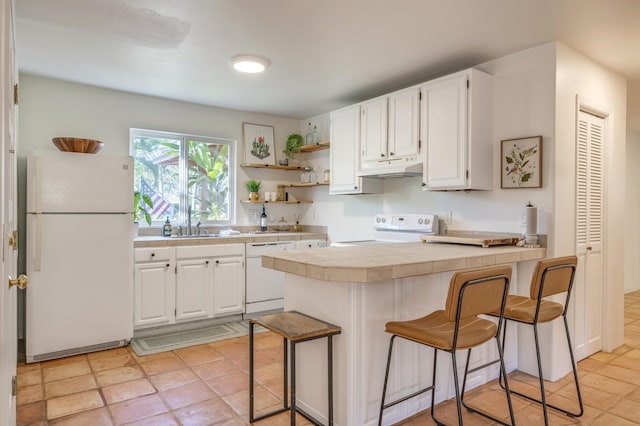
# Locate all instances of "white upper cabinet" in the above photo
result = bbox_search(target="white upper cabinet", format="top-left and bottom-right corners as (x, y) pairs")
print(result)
(361, 96), (388, 163)
(388, 87), (420, 159)
(359, 86), (421, 176)
(420, 69), (493, 190)
(330, 105), (383, 195)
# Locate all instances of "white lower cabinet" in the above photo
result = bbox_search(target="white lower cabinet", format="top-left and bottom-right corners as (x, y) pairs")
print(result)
(134, 244), (245, 330)
(133, 247), (176, 328)
(211, 256), (245, 316)
(176, 258), (212, 321)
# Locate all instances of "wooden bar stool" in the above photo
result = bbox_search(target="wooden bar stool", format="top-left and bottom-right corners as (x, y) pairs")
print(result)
(489, 256), (583, 424)
(378, 265), (515, 426)
(249, 310), (341, 425)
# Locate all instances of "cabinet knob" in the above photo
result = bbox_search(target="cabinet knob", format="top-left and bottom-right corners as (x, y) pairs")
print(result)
(165, 263), (170, 267)
(421, 182), (426, 186)
(380, 153), (385, 157)
(389, 152), (394, 156)
(587, 246), (593, 251)
(216, 260), (219, 264)
(151, 253), (155, 257)
(205, 260), (210, 265)
(354, 186), (358, 190)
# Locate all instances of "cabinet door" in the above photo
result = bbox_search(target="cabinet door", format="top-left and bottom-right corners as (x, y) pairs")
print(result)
(388, 87), (420, 158)
(134, 261), (175, 328)
(176, 259), (211, 321)
(361, 97), (388, 163)
(330, 105), (362, 194)
(212, 256), (245, 316)
(421, 73), (468, 189)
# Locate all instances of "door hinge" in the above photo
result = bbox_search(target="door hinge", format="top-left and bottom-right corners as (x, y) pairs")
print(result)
(174, 266), (177, 274)
(419, 91), (422, 100)
(11, 376), (16, 396)
(13, 84), (18, 105)
(466, 170), (469, 179)
(419, 139), (421, 149)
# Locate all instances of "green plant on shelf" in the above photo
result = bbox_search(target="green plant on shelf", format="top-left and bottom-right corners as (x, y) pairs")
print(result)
(283, 133), (304, 159)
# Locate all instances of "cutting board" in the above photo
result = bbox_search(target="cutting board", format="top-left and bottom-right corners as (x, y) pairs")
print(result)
(420, 234), (520, 248)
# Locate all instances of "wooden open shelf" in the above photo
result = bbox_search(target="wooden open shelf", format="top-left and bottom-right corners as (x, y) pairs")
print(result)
(289, 182), (330, 187)
(240, 200), (313, 204)
(299, 141), (330, 153)
(240, 163), (304, 171)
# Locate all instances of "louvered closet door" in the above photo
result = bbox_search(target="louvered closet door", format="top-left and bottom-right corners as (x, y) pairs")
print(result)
(574, 110), (604, 360)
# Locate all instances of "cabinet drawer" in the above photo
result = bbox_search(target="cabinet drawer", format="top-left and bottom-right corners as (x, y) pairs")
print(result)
(176, 244), (244, 259)
(134, 247), (173, 263)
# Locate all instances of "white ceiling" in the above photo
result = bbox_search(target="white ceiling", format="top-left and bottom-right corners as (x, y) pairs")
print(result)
(14, 0), (640, 133)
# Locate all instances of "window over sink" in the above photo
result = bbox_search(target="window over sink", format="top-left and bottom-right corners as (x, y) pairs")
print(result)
(131, 128), (236, 225)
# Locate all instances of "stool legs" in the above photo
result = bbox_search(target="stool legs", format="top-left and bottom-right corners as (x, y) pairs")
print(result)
(379, 335), (515, 426)
(328, 335), (334, 425)
(250, 325), (335, 425)
(498, 317), (584, 423)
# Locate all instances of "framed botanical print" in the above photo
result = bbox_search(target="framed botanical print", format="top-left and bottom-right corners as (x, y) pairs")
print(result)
(242, 123), (275, 165)
(501, 136), (542, 188)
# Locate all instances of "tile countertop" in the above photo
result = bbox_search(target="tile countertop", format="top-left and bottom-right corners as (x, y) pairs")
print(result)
(134, 232), (328, 248)
(262, 242), (547, 283)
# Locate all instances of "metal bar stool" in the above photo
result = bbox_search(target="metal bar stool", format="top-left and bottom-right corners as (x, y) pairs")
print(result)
(249, 310), (341, 425)
(489, 256), (583, 424)
(378, 265), (515, 426)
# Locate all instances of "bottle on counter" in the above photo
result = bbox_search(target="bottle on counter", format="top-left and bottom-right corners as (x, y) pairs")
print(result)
(260, 206), (268, 232)
(163, 217), (172, 237)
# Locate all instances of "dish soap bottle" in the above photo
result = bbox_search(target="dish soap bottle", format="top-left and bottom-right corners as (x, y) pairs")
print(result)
(260, 206), (268, 232)
(163, 217), (172, 237)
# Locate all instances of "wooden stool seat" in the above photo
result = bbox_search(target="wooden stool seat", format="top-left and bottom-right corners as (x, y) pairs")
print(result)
(249, 311), (341, 425)
(252, 311), (341, 342)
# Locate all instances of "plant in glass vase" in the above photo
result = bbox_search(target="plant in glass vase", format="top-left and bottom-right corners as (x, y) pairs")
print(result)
(245, 180), (261, 201)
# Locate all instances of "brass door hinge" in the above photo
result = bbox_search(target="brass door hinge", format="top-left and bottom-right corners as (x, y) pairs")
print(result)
(13, 84), (18, 105)
(12, 376), (16, 396)
(8, 230), (17, 251)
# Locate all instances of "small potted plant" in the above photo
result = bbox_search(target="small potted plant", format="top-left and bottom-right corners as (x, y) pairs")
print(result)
(283, 133), (304, 160)
(245, 180), (261, 201)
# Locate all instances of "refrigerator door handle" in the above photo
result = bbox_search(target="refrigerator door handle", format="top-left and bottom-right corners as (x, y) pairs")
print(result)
(34, 157), (42, 214)
(33, 214), (42, 272)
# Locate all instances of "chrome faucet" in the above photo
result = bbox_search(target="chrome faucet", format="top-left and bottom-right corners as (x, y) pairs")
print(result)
(186, 206), (192, 236)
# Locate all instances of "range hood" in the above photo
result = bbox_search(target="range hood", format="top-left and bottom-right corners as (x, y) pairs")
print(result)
(357, 159), (422, 178)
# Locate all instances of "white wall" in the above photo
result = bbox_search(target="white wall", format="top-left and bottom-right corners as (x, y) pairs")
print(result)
(16, 74), (304, 238)
(302, 43), (557, 243)
(555, 42), (627, 353)
(626, 130), (640, 293)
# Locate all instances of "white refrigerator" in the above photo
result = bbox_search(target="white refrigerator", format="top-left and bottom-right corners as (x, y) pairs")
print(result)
(26, 150), (134, 363)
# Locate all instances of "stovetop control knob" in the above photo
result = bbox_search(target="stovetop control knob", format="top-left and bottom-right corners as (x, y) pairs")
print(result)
(423, 217), (430, 225)
(418, 218), (424, 224)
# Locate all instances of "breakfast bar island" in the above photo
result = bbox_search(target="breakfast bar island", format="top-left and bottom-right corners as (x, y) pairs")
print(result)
(262, 242), (547, 426)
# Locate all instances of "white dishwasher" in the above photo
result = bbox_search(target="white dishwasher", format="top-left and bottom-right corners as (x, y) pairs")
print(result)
(245, 241), (296, 314)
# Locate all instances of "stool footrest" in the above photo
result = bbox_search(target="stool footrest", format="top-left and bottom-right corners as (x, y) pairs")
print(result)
(382, 385), (434, 411)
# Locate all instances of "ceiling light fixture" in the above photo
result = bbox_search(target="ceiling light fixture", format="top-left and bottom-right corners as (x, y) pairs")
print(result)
(230, 55), (269, 73)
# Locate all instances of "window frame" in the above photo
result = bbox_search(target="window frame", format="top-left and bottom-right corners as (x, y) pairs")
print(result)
(130, 128), (237, 226)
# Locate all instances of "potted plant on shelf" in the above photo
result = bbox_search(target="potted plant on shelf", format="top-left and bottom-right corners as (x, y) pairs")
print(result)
(283, 133), (304, 161)
(245, 180), (261, 201)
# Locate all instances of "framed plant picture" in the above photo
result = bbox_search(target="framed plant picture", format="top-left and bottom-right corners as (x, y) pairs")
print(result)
(242, 123), (275, 165)
(501, 136), (542, 188)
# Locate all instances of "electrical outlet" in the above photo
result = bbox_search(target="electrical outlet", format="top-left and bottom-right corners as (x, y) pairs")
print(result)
(445, 211), (453, 225)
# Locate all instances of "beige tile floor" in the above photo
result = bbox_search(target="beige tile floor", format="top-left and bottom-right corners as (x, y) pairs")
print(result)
(16, 290), (640, 425)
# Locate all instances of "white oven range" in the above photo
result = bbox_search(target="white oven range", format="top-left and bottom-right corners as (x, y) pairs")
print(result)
(331, 213), (438, 247)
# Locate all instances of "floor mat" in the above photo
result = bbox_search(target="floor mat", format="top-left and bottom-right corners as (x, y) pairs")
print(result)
(130, 320), (267, 356)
